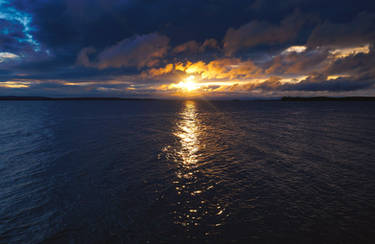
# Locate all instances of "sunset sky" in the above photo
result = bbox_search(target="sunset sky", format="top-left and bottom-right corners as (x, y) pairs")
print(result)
(1, 0), (375, 98)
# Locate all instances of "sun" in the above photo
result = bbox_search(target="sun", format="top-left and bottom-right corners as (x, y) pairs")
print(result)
(174, 75), (200, 92)
(181, 80), (198, 91)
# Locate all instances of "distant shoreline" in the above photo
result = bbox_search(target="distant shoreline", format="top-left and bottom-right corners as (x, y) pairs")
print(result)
(281, 96), (375, 101)
(0, 96), (157, 101)
(1, 96), (375, 101)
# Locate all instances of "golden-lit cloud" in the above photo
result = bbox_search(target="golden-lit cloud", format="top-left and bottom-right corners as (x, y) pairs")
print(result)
(329, 44), (370, 59)
(3, 0), (375, 100)
(6, 32), (374, 98)
(327, 74), (351, 80)
(69, 12), (375, 98)
(157, 73), (311, 97)
(142, 58), (264, 87)
(63, 82), (96, 86)
(140, 41), (374, 97)
(282, 46), (307, 54)
(146, 63), (174, 76)
(173, 58), (262, 80)
(0, 81), (31, 88)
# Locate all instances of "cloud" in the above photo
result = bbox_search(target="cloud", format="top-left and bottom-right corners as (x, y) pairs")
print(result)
(282, 45), (307, 54)
(173, 41), (200, 54)
(146, 63), (175, 76)
(307, 12), (375, 48)
(282, 75), (375, 91)
(77, 33), (170, 69)
(170, 58), (263, 80)
(0, 80), (31, 88)
(0, 18), (37, 57)
(203, 74), (375, 94)
(0, 0), (39, 49)
(0, 52), (20, 63)
(326, 49), (375, 78)
(201, 39), (220, 51)
(76, 47), (96, 67)
(172, 38), (219, 54)
(223, 10), (309, 55)
(329, 44), (370, 59)
(243, 76), (283, 91)
(143, 41), (375, 94)
(234, 73), (375, 93)
(264, 48), (329, 75)
(3, 0), (375, 98)
(97, 33), (169, 69)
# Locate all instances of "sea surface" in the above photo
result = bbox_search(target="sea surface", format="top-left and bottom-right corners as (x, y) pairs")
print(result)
(1, 100), (375, 243)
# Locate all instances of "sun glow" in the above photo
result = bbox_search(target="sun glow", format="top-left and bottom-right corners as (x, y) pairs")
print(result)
(171, 75), (200, 92)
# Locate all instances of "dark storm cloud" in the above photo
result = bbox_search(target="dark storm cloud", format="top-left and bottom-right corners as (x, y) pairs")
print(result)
(1, 0), (375, 97)
(223, 10), (313, 56)
(263, 48), (329, 75)
(240, 74), (375, 92)
(172, 39), (219, 55)
(327, 50), (375, 78)
(12, 0), (251, 50)
(0, 1), (40, 57)
(77, 33), (170, 69)
(0, 19), (28, 52)
(283, 76), (375, 92)
(9, 0), (375, 51)
(307, 12), (375, 48)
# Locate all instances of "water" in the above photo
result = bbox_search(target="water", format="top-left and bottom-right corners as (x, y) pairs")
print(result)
(1, 100), (375, 243)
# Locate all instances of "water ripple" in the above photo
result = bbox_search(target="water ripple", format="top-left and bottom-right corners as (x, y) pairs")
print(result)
(1, 100), (375, 243)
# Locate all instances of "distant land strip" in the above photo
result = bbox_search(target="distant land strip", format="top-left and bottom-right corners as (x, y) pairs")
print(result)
(281, 96), (375, 101)
(1, 96), (375, 101)
(0, 96), (157, 101)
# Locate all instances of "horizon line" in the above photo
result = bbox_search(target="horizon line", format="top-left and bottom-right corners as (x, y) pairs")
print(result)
(1, 96), (375, 101)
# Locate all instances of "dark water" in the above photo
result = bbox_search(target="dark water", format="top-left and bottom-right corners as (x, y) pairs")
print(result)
(1, 100), (375, 243)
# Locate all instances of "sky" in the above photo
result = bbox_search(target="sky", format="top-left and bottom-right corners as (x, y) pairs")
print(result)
(0, 0), (375, 98)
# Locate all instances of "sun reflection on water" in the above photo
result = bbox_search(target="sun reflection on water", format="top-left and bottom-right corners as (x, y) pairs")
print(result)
(160, 100), (228, 234)
(174, 100), (200, 166)
(172, 100), (205, 229)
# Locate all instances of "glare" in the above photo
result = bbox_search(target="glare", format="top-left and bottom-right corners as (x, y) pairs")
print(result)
(172, 75), (200, 92)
